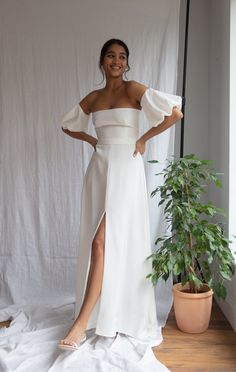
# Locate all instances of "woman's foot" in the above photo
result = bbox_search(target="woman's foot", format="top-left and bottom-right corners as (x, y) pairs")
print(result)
(58, 321), (87, 351)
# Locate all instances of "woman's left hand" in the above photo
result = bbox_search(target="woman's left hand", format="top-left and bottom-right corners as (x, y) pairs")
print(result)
(133, 139), (146, 157)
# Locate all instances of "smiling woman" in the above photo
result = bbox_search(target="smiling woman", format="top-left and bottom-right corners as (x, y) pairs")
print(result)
(59, 38), (182, 351)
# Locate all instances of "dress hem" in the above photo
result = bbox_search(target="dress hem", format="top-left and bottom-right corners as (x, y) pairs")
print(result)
(85, 326), (163, 347)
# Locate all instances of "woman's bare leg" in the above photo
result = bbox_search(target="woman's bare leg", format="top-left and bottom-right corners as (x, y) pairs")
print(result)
(60, 214), (106, 347)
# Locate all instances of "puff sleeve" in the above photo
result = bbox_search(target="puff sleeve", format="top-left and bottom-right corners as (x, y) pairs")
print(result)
(140, 88), (182, 127)
(61, 103), (89, 132)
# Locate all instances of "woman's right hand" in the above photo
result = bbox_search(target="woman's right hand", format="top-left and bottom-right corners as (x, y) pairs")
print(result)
(62, 127), (98, 150)
(90, 138), (98, 151)
(61, 127), (69, 134)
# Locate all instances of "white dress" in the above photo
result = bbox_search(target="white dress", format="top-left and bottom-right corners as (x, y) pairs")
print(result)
(62, 88), (182, 347)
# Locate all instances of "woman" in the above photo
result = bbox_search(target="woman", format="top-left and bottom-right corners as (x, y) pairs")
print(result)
(59, 38), (183, 351)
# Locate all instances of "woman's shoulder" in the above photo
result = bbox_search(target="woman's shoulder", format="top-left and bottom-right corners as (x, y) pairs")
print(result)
(79, 90), (101, 114)
(126, 80), (148, 103)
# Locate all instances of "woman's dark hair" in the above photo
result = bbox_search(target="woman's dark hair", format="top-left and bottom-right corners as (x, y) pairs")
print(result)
(99, 38), (130, 83)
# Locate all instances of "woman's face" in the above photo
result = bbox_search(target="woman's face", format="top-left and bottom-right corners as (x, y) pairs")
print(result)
(102, 43), (128, 78)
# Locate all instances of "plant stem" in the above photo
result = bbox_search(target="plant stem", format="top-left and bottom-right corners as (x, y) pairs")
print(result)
(184, 170), (196, 293)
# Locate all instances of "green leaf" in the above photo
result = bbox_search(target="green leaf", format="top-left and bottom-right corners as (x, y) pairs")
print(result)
(213, 283), (227, 300)
(219, 270), (232, 281)
(215, 179), (222, 188)
(155, 237), (166, 244)
(155, 172), (163, 176)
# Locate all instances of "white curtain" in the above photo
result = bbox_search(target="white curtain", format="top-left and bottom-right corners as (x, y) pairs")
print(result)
(0, 0), (179, 372)
(0, 0), (180, 319)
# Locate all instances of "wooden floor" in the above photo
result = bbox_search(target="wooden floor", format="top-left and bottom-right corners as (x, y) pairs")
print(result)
(154, 300), (236, 371)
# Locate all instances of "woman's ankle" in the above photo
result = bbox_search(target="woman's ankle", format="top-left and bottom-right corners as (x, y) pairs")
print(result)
(74, 318), (87, 329)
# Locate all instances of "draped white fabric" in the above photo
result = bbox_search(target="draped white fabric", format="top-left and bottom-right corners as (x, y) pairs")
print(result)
(0, 0), (180, 370)
(0, 303), (170, 372)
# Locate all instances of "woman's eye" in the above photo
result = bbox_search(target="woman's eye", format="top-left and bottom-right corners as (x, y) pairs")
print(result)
(105, 54), (126, 60)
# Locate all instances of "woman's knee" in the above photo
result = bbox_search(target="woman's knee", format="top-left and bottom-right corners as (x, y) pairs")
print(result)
(91, 237), (104, 258)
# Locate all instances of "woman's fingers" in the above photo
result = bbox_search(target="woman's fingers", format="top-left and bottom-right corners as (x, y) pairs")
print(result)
(91, 138), (98, 151)
(133, 148), (138, 157)
(133, 140), (145, 157)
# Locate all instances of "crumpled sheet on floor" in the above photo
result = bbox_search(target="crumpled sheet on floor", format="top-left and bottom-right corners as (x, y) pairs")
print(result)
(0, 303), (170, 372)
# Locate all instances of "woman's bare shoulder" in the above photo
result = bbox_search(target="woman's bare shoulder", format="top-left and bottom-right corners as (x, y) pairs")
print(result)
(126, 80), (148, 102)
(79, 90), (102, 114)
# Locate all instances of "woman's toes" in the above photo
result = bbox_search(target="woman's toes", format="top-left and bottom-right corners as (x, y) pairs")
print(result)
(61, 339), (70, 345)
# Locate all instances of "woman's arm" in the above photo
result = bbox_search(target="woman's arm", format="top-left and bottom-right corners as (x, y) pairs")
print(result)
(61, 128), (98, 150)
(62, 91), (98, 150)
(133, 107), (183, 157)
(128, 81), (183, 157)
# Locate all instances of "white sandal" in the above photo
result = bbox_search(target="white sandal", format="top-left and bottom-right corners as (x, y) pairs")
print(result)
(58, 334), (86, 351)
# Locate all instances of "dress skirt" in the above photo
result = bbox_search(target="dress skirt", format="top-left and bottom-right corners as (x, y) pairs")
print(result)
(74, 142), (161, 345)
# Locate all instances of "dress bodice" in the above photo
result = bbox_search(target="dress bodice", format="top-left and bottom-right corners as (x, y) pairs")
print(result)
(92, 108), (140, 145)
(61, 87), (182, 145)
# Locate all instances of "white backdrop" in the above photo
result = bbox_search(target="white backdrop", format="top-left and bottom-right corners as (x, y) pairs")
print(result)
(0, 0), (180, 324)
(0, 1), (181, 370)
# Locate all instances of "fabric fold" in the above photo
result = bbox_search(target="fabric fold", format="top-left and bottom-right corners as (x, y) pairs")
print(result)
(141, 88), (182, 127)
(61, 103), (90, 132)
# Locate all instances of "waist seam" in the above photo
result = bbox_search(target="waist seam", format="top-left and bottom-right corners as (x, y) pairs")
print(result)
(97, 137), (137, 145)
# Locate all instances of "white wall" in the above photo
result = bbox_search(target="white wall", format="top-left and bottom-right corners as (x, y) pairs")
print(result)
(208, 0), (236, 332)
(208, 0), (230, 236)
(176, 0), (236, 331)
(229, 0), (236, 256)
(176, 0), (209, 159)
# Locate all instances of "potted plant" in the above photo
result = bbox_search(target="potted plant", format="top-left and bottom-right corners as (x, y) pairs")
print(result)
(147, 154), (235, 333)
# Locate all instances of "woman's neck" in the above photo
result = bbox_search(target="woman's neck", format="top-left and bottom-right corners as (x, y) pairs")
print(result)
(104, 77), (126, 92)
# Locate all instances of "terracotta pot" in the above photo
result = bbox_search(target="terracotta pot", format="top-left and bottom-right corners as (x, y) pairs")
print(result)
(172, 282), (213, 333)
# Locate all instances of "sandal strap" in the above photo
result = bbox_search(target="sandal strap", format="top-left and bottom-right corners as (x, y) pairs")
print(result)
(60, 334), (86, 347)
(68, 340), (78, 348)
(60, 339), (78, 348)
